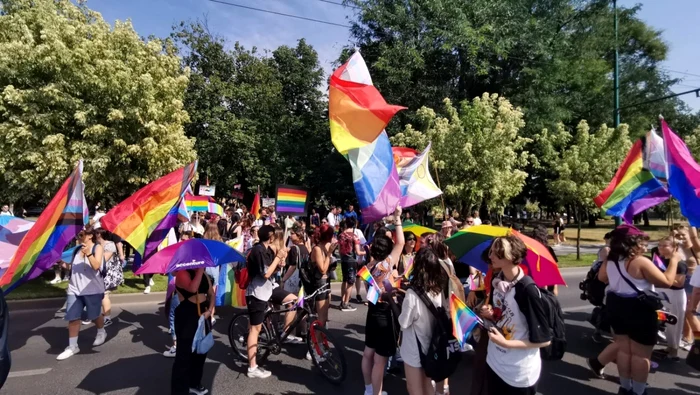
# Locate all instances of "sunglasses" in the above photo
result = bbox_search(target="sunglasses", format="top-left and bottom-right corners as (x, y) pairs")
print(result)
(467, 221), (474, 225)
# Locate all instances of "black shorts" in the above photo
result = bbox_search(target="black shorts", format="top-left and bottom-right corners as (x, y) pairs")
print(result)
(487, 364), (537, 394)
(606, 293), (658, 346)
(341, 259), (357, 285)
(246, 296), (268, 326)
(364, 302), (397, 357)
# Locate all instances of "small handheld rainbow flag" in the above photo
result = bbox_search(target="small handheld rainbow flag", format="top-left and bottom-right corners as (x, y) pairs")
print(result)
(358, 266), (381, 304)
(276, 185), (309, 216)
(652, 253), (667, 271)
(450, 293), (482, 347)
(295, 287), (305, 309)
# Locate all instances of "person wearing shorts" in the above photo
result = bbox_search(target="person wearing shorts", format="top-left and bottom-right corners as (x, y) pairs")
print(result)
(339, 218), (365, 312)
(57, 227), (108, 361)
(245, 225), (296, 379)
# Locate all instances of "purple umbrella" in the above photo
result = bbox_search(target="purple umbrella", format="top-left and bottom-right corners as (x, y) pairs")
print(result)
(134, 239), (246, 275)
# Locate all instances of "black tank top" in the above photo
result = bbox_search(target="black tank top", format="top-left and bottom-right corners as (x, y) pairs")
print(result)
(175, 270), (210, 298)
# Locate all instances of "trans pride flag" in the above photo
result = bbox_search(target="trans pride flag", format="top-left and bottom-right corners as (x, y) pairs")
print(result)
(0, 161), (88, 293)
(594, 140), (669, 223)
(329, 52), (406, 222)
(101, 162), (196, 261)
(450, 293), (481, 347)
(661, 119), (700, 227)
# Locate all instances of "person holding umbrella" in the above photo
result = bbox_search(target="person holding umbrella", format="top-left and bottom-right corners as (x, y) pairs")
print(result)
(171, 265), (215, 395)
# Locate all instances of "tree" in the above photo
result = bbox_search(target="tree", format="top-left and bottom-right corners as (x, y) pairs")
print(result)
(391, 93), (530, 218)
(686, 126), (700, 162)
(534, 121), (631, 257)
(0, 0), (195, 206)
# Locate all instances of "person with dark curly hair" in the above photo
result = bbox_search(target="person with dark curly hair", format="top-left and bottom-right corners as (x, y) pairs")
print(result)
(597, 225), (680, 395)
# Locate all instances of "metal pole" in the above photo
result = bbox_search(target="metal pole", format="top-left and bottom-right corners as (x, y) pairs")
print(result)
(613, 0), (622, 227)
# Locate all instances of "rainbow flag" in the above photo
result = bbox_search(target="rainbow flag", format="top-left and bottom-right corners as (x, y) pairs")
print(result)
(330, 52), (405, 223)
(450, 293), (481, 347)
(358, 265), (381, 304)
(402, 256), (414, 279)
(0, 161), (88, 293)
(250, 187), (261, 220)
(208, 202), (224, 217)
(185, 194), (210, 212)
(215, 263), (247, 308)
(276, 185), (308, 216)
(661, 119), (700, 227)
(393, 143), (442, 208)
(594, 140), (669, 223)
(101, 162), (196, 261)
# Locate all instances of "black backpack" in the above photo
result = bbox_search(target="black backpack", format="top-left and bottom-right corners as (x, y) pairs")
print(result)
(410, 286), (461, 381)
(579, 262), (606, 307)
(514, 276), (567, 361)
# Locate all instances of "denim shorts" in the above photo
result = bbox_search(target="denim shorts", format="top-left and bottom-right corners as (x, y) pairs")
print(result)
(65, 294), (104, 322)
(169, 295), (180, 340)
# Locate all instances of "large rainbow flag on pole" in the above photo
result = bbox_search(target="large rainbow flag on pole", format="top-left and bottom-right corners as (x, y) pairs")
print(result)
(0, 161), (88, 293)
(101, 162), (197, 261)
(594, 140), (669, 223)
(661, 119), (700, 226)
(330, 51), (406, 222)
(392, 142), (442, 208)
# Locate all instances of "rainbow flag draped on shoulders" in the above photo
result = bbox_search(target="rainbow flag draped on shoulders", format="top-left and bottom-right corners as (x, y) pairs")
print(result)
(594, 140), (669, 223)
(661, 119), (700, 226)
(101, 162), (196, 261)
(0, 161), (89, 293)
(329, 51), (406, 223)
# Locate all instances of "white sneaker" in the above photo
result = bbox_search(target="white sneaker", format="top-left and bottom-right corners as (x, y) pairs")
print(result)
(163, 346), (177, 358)
(50, 277), (61, 284)
(103, 317), (113, 327)
(284, 335), (304, 344)
(81, 320), (91, 325)
(57, 345), (79, 360)
(93, 331), (107, 347)
(680, 340), (692, 351)
(247, 366), (272, 378)
(149, 278), (155, 286)
(144, 286), (151, 294)
(306, 351), (312, 361)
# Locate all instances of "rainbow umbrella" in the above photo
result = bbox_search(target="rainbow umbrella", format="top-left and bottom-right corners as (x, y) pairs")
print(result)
(386, 221), (436, 238)
(445, 225), (565, 287)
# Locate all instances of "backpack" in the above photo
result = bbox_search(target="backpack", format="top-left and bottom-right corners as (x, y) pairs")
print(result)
(579, 261), (606, 307)
(235, 249), (253, 290)
(338, 232), (356, 258)
(410, 286), (462, 381)
(514, 276), (567, 361)
(298, 246), (318, 288)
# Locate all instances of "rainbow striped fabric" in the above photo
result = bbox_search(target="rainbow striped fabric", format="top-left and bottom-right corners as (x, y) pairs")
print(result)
(393, 143), (442, 208)
(215, 263), (247, 308)
(276, 185), (308, 215)
(330, 52), (405, 222)
(661, 119), (700, 227)
(594, 140), (669, 223)
(358, 265), (381, 304)
(295, 287), (305, 309)
(450, 293), (481, 347)
(185, 193), (210, 212)
(101, 162), (196, 260)
(0, 161), (88, 293)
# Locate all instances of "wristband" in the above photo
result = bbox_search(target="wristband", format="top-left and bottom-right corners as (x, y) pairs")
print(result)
(87, 253), (93, 258)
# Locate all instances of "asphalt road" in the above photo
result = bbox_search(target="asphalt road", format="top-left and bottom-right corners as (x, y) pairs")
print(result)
(2, 268), (699, 395)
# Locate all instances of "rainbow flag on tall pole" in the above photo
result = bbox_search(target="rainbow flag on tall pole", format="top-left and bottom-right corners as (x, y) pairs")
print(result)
(0, 161), (89, 293)
(594, 140), (669, 223)
(329, 51), (406, 223)
(101, 162), (197, 261)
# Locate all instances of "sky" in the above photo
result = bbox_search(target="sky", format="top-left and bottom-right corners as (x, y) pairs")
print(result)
(88, 0), (700, 112)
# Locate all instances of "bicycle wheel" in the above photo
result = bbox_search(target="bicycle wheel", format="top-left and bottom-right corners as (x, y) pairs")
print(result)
(307, 324), (347, 384)
(227, 313), (272, 363)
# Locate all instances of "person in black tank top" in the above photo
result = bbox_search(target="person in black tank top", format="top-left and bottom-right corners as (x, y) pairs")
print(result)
(171, 268), (214, 395)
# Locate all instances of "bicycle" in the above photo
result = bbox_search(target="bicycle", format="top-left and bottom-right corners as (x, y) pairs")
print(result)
(227, 283), (347, 384)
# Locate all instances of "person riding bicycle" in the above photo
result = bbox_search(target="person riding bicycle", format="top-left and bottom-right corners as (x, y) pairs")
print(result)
(245, 225), (298, 379)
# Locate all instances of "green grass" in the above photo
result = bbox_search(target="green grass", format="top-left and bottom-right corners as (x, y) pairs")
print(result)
(557, 253), (598, 268)
(6, 271), (170, 300)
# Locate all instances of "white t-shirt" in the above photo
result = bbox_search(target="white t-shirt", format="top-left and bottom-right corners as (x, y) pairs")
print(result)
(398, 288), (443, 368)
(690, 266), (700, 288)
(486, 277), (542, 388)
(326, 213), (336, 227)
(473, 217), (482, 226)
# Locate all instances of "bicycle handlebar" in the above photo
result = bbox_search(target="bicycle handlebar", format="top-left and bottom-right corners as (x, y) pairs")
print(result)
(304, 283), (330, 301)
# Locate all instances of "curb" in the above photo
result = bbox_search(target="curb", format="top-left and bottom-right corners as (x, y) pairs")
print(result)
(8, 292), (168, 312)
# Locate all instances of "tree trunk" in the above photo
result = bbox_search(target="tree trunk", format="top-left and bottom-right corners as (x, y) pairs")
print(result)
(642, 210), (649, 227)
(588, 211), (597, 227)
(577, 206), (582, 261)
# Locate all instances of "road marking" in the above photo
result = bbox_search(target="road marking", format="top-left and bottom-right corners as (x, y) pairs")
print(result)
(8, 368), (52, 378)
(562, 305), (594, 312)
